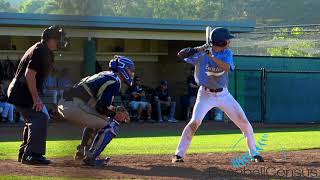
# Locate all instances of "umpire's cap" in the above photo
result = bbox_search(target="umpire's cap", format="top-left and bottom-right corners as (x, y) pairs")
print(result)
(210, 27), (234, 45)
(42, 25), (68, 48)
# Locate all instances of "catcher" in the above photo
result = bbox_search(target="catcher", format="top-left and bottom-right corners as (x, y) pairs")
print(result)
(58, 55), (134, 166)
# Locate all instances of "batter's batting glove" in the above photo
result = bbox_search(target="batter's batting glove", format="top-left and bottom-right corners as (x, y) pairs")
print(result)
(195, 43), (211, 52)
(177, 47), (198, 59)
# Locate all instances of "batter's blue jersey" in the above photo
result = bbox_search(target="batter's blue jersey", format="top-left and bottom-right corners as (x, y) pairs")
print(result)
(184, 49), (235, 89)
(83, 71), (121, 108)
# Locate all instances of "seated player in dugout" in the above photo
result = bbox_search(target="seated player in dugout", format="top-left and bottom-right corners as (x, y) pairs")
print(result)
(127, 76), (153, 122)
(153, 80), (177, 123)
(57, 55), (134, 166)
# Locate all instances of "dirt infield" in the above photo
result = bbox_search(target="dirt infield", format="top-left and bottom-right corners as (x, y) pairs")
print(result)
(0, 150), (320, 179)
(1, 122), (320, 179)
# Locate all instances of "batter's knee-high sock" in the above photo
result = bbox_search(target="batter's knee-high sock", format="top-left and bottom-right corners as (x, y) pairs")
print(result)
(175, 121), (200, 158)
(246, 133), (259, 156)
(243, 124), (258, 156)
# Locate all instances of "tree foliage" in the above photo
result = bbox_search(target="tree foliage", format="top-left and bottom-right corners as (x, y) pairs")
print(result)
(0, 0), (17, 12)
(0, 0), (317, 25)
(266, 27), (318, 57)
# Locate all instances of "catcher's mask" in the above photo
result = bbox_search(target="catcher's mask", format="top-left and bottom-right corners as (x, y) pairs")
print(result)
(42, 25), (68, 50)
(109, 55), (135, 86)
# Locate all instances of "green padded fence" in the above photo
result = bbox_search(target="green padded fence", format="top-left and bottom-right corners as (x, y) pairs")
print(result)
(265, 71), (320, 123)
(232, 69), (262, 122)
(232, 56), (320, 123)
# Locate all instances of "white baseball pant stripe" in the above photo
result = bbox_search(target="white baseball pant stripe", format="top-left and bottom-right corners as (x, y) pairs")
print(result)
(175, 86), (257, 158)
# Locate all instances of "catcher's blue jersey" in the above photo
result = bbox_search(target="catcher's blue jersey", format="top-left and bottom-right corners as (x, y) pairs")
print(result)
(82, 71), (121, 108)
(184, 49), (235, 89)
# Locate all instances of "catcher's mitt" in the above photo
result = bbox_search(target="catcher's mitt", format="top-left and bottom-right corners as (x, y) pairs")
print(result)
(114, 106), (130, 123)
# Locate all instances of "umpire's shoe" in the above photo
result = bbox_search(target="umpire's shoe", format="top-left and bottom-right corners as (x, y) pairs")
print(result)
(251, 155), (264, 162)
(18, 152), (23, 162)
(172, 155), (184, 163)
(21, 154), (51, 165)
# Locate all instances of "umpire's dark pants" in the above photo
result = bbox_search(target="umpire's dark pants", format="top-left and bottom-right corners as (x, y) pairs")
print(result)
(17, 107), (49, 156)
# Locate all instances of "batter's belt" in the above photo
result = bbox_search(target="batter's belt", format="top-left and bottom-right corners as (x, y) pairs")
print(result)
(204, 87), (223, 93)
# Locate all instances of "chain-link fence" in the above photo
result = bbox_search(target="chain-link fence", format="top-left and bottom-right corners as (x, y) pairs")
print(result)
(231, 25), (320, 58)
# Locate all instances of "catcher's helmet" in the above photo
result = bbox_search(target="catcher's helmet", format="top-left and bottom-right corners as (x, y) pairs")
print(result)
(109, 55), (135, 86)
(41, 25), (68, 49)
(210, 27), (234, 47)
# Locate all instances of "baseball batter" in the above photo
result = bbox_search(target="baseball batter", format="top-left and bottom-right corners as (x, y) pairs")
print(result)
(172, 27), (264, 163)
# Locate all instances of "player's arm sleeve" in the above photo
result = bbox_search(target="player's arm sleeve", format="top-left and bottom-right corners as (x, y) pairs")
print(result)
(95, 82), (120, 116)
(27, 48), (47, 73)
(183, 52), (203, 65)
(223, 50), (235, 71)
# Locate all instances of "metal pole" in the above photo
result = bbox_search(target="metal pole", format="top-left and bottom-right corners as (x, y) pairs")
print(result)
(261, 68), (267, 123)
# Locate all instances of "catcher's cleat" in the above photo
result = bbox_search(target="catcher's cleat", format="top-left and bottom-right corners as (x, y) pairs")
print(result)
(82, 157), (107, 167)
(104, 156), (111, 164)
(172, 155), (184, 163)
(252, 155), (264, 162)
(74, 145), (86, 161)
(74, 151), (85, 161)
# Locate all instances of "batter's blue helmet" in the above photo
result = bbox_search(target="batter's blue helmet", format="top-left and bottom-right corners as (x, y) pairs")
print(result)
(210, 27), (234, 46)
(109, 55), (135, 86)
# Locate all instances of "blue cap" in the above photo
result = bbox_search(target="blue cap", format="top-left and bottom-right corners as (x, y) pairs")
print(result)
(210, 27), (235, 43)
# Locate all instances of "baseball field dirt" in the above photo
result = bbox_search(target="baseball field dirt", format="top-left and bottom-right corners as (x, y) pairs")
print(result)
(0, 150), (320, 179)
(0, 122), (319, 179)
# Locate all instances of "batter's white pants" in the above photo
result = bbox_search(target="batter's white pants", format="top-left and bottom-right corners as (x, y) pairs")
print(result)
(175, 86), (258, 158)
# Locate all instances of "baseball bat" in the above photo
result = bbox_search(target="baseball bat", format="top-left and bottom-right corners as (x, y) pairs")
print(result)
(205, 26), (212, 54)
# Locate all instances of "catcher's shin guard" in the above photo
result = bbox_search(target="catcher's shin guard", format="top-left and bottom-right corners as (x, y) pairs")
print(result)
(83, 120), (120, 166)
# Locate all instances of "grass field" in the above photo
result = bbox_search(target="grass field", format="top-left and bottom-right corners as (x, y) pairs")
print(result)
(1, 127), (320, 160)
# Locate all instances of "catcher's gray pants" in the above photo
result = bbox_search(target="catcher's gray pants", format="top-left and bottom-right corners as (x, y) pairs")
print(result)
(17, 107), (49, 156)
(58, 97), (111, 158)
(58, 97), (109, 129)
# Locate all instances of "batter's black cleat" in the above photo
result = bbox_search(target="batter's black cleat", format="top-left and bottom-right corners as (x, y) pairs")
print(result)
(172, 155), (184, 163)
(21, 154), (51, 165)
(252, 155), (264, 162)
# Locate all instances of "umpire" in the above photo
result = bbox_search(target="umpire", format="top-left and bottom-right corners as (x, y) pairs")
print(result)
(7, 26), (67, 165)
